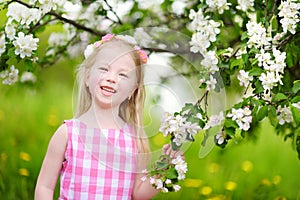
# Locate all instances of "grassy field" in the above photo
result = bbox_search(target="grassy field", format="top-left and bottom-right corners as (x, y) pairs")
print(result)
(1, 60), (300, 200)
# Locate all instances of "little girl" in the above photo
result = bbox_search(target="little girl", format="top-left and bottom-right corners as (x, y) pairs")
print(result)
(35, 34), (182, 199)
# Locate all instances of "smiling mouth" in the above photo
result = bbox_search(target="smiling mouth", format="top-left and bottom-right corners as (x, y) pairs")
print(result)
(100, 86), (116, 94)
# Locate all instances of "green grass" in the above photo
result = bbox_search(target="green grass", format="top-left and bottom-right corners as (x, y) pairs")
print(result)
(1, 62), (300, 200)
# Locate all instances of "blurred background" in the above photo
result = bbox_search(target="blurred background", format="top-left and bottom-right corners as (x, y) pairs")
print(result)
(1, 1), (300, 199)
(1, 49), (300, 200)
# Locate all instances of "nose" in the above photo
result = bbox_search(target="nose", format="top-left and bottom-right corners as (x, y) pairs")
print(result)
(104, 71), (117, 84)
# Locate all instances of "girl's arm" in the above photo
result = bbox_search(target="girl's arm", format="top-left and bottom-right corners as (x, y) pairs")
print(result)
(132, 144), (183, 200)
(34, 124), (68, 200)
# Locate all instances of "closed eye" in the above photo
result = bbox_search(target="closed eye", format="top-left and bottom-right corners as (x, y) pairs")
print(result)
(119, 73), (128, 78)
(98, 67), (108, 72)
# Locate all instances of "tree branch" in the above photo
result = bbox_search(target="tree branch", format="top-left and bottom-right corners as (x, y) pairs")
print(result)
(13, 0), (103, 36)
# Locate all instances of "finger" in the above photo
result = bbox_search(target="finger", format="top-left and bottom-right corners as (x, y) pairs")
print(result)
(162, 144), (171, 155)
(174, 150), (184, 159)
(170, 150), (176, 159)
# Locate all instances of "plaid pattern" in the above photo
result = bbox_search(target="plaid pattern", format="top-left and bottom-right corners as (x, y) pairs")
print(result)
(59, 119), (136, 200)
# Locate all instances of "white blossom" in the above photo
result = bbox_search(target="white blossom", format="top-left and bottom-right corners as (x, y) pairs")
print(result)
(134, 28), (153, 47)
(246, 21), (271, 49)
(237, 70), (253, 87)
(159, 113), (186, 137)
(161, 187), (169, 193)
(7, 2), (42, 26)
(172, 156), (187, 180)
(189, 8), (220, 55)
(255, 49), (272, 68)
(5, 22), (16, 41)
(149, 177), (164, 189)
(259, 71), (279, 91)
(0, 65), (19, 85)
(205, 75), (217, 91)
(62, 1), (82, 20)
(20, 72), (37, 83)
(204, 112), (224, 130)
(38, 0), (66, 14)
(12, 32), (39, 59)
(215, 131), (226, 144)
(0, 34), (5, 56)
(236, 0), (255, 12)
(276, 105), (293, 125)
(171, 0), (188, 15)
(116, 35), (137, 45)
(205, 0), (231, 14)
(227, 107), (252, 131)
(201, 51), (219, 73)
(292, 102), (300, 110)
(165, 179), (172, 185)
(173, 184), (181, 192)
(278, 0), (300, 34)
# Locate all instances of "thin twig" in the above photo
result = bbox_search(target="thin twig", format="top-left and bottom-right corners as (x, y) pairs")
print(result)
(103, 0), (123, 25)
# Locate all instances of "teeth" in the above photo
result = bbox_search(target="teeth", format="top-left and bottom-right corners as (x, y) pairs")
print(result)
(101, 86), (115, 93)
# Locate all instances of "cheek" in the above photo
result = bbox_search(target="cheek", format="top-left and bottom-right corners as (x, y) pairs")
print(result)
(119, 79), (137, 93)
(87, 72), (102, 95)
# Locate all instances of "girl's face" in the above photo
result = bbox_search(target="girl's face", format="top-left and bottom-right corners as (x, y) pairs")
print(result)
(87, 46), (138, 109)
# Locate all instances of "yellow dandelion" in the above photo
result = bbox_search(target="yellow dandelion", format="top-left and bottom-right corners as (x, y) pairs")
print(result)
(19, 168), (29, 177)
(200, 186), (213, 196)
(273, 175), (281, 185)
(20, 152), (31, 162)
(184, 178), (202, 188)
(261, 178), (272, 186)
(1, 152), (8, 161)
(47, 114), (58, 127)
(208, 162), (220, 173)
(274, 196), (287, 200)
(224, 181), (237, 191)
(241, 160), (253, 173)
(207, 195), (227, 200)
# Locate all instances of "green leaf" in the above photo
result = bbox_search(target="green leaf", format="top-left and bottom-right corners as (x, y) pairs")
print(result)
(199, 130), (215, 158)
(270, 15), (278, 31)
(229, 58), (243, 70)
(257, 105), (268, 121)
(253, 80), (264, 94)
(268, 106), (278, 127)
(286, 52), (294, 67)
(171, 141), (181, 151)
(24, 59), (33, 71)
(292, 80), (300, 94)
(7, 48), (16, 58)
(224, 118), (238, 128)
(224, 127), (235, 138)
(166, 167), (178, 179)
(156, 160), (169, 170)
(241, 32), (248, 41)
(272, 93), (287, 102)
(249, 67), (263, 76)
(290, 105), (300, 126)
(291, 96), (300, 103)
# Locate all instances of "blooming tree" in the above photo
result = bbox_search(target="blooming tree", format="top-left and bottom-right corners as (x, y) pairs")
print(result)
(1, 0), (300, 192)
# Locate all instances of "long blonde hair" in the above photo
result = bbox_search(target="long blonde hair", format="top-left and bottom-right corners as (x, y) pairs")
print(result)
(75, 39), (150, 156)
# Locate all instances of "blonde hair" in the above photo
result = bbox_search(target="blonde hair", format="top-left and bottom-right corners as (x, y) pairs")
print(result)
(75, 39), (150, 156)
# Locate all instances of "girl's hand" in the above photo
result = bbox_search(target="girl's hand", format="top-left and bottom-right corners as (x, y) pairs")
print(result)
(161, 144), (184, 160)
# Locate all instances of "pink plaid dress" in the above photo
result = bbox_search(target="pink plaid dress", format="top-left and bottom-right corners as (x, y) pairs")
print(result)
(59, 119), (136, 200)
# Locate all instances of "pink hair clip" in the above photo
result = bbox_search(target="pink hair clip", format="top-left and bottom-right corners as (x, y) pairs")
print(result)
(134, 46), (148, 64)
(84, 33), (148, 64)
